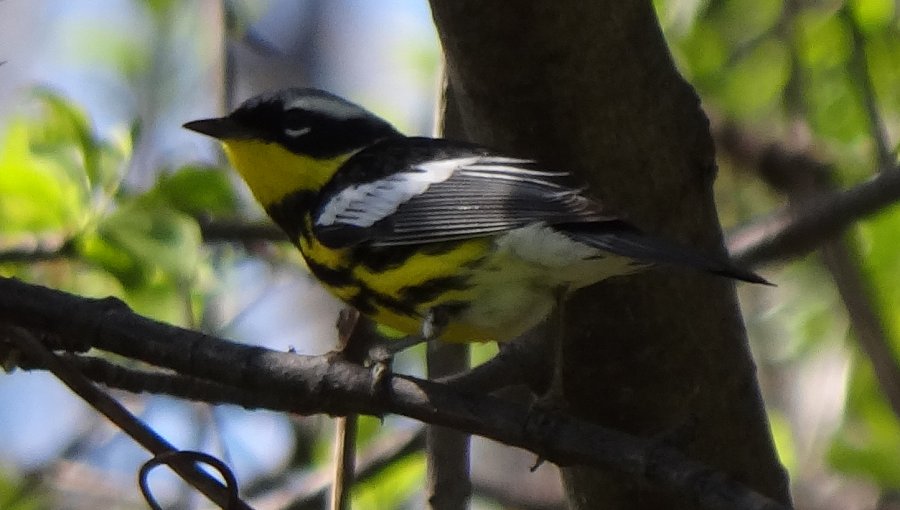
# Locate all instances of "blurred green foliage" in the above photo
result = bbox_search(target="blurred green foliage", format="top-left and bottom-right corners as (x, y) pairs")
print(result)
(3, 0), (900, 507)
(353, 452), (425, 509)
(0, 90), (236, 326)
(659, 0), (900, 497)
(0, 472), (44, 510)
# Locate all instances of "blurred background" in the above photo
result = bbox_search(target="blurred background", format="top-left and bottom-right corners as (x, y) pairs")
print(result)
(1, 0), (899, 508)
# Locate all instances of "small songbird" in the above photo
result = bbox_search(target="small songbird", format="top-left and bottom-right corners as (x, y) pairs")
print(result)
(184, 88), (765, 345)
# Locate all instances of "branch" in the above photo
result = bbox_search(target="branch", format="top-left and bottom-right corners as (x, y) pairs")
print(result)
(2, 325), (251, 510)
(329, 309), (366, 510)
(197, 216), (285, 243)
(839, 7), (893, 170)
(819, 240), (900, 417)
(0, 276), (790, 510)
(720, 124), (900, 267)
(0, 218), (284, 265)
(0, 238), (74, 263)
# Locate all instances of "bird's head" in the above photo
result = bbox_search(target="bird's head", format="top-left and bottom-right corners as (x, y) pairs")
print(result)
(184, 88), (401, 206)
(185, 88), (400, 158)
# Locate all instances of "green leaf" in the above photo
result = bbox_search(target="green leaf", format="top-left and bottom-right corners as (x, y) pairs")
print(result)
(0, 120), (84, 233)
(77, 230), (145, 288)
(356, 416), (383, 448)
(0, 467), (45, 510)
(78, 201), (202, 288)
(654, 0), (706, 38)
(353, 451), (425, 509)
(828, 213), (900, 486)
(145, 0), (177, 18)
(857, 210), (900, 354)
(707, 0), (782, 47)
(471, 341), (499, 366)
(829, 357), (900, 486)
(794, 9), (851, 70)
(866, 34), (900, 115)
(56, 265), (125, 301)
(677, 20), (729, 83)
(768, 411), (797, 475)
(126, 276), (193, 326)
(30, 88), (103, 188)
(720, 38), (790, 119)
(849, 0), (895, 33)
(151, 165), (237, 216)
(803, 70), (869, 144)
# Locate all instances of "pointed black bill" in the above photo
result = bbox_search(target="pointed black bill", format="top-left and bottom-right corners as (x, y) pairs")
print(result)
(183, 117), (249, 140)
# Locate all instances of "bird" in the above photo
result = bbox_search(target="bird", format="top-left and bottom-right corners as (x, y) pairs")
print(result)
(184, 88), (766, 347)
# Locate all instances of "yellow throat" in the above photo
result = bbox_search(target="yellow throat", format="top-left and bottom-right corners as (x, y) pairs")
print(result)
(221, 139), (351, 208)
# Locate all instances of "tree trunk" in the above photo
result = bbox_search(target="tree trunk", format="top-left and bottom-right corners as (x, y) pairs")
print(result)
(427, 2), (792, 508)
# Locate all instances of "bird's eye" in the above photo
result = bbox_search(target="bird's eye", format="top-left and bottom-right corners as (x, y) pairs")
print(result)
(283, 109), (312, 138)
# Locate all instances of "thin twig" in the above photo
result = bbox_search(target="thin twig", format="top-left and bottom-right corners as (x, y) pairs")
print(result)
(25, 353), (298, 411)
(3, 325), (252, 510)
(0, 218), (284, 264)
(426, 341), (471, 510)
(198, 216), (285, 243)
(0, 239), (74, 263)
(839, 7), (894, 170)
(720, 125), (900, 267)
(249, 427), (425, 510)
(330, 308), (362, 510)
(819, 239), (900, 416)
(425, 61), (472, 510)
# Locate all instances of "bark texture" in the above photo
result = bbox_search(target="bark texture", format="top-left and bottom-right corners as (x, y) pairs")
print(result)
(428, 2), (791, 508)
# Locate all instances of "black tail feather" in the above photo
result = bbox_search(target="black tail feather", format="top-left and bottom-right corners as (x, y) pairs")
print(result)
(560, 221), (771, 285)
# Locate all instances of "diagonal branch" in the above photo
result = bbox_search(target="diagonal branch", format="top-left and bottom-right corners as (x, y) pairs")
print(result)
(197, 216), (284, 243)
(721, 125), (900, 267)
(839, 7), (894, 170)
(3, 325), (251, 510)
(0, 275), (790, 510)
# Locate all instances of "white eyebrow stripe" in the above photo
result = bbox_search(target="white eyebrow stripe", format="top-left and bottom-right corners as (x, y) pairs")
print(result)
(285, 126), (312, 137)
(286, 97), (363, 119)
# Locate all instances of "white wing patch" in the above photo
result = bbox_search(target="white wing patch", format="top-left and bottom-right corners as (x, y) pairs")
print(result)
(316, 156), (481, 228)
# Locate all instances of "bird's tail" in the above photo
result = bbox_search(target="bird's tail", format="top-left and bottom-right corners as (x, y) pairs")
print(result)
(560, 221), (770, 285)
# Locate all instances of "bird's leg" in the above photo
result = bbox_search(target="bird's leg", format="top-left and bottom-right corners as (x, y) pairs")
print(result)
(368, 308), (449, 390)
(539, 288), (569, 407)
(326, 308), (363, 363)
(526, 288), (570, 471)
(367, 309), (447, 363)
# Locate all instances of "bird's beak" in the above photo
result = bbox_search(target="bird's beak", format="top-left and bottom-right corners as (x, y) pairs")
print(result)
(183, 117), (248, 140)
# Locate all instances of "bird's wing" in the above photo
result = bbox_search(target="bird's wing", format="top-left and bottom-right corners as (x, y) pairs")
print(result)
(313, 150), (612, 248)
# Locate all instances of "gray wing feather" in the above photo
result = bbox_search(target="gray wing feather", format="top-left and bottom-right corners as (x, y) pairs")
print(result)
(314, 156), (611, 247)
